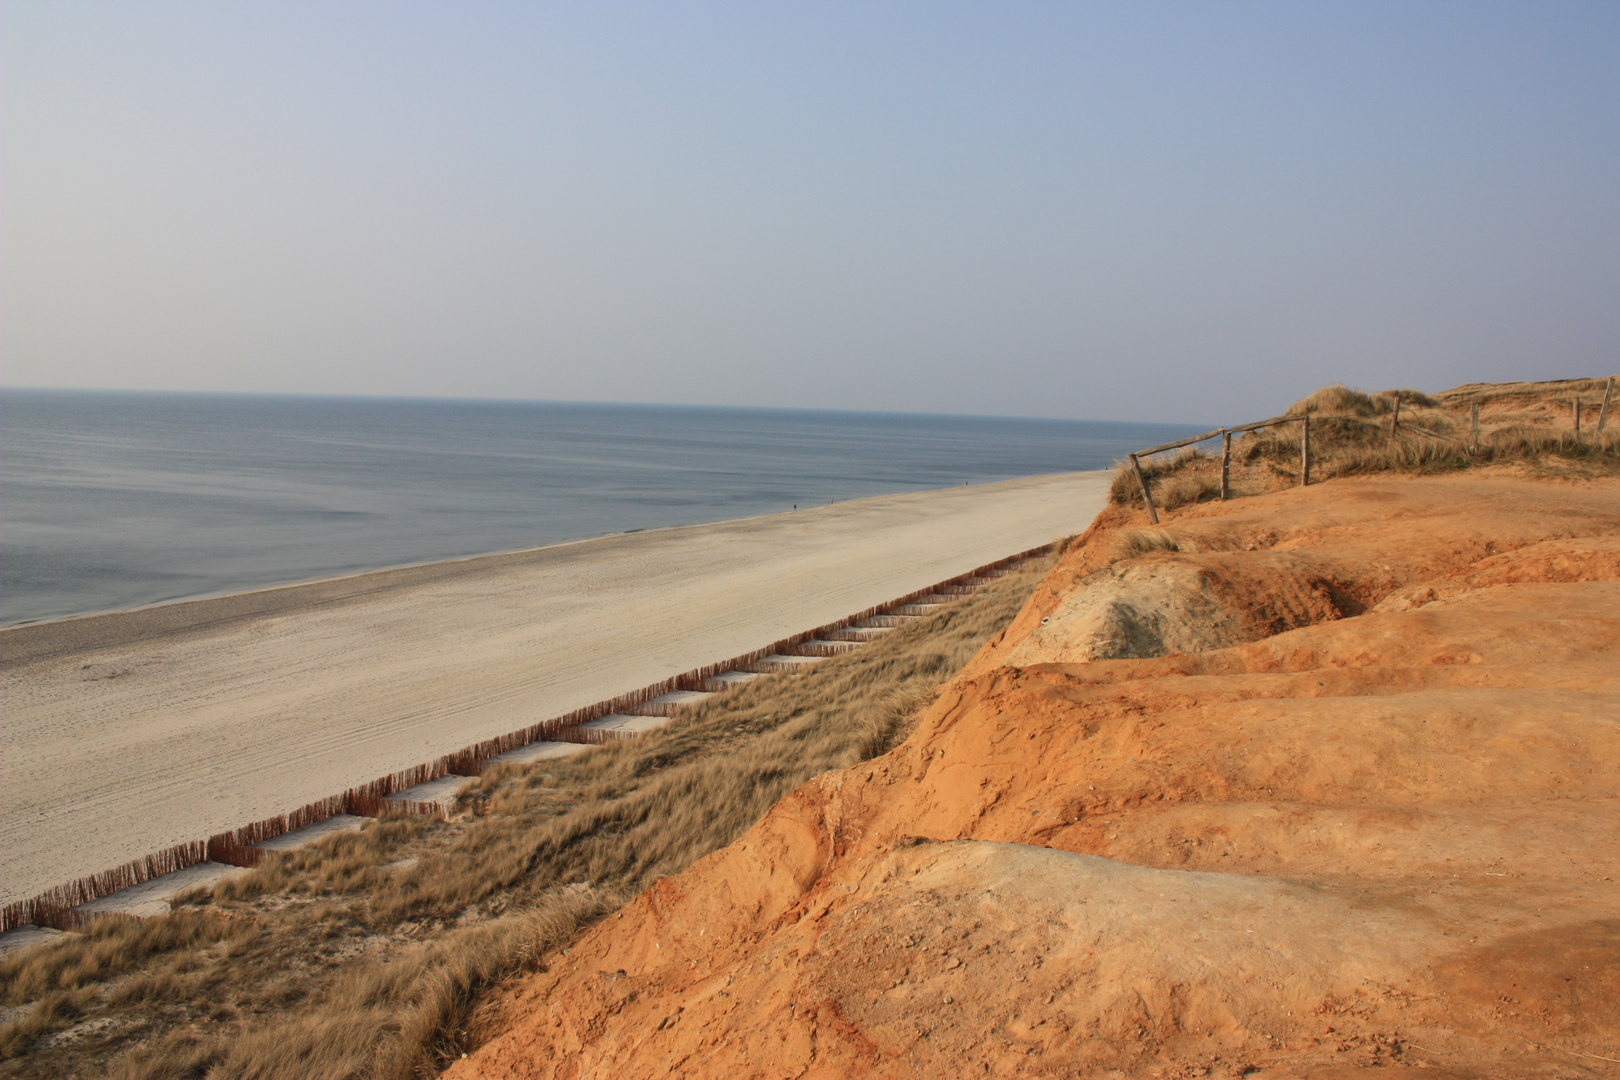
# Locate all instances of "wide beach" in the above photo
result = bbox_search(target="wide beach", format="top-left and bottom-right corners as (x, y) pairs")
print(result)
(1, 471), (1109, 909)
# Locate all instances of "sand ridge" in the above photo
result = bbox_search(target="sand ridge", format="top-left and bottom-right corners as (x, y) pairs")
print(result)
(447, 473), (1620, 1079)
(0, 472), (1109, 910)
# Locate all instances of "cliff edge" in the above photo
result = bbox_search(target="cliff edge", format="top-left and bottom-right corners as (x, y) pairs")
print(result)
(448, 470), (1620, 1079)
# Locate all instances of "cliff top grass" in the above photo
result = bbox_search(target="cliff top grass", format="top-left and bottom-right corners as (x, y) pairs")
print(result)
(1110, 375), (1620, 514)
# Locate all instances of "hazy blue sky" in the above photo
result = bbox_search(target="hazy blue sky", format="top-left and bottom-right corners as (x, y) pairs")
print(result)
(3, 3), (1616, 422)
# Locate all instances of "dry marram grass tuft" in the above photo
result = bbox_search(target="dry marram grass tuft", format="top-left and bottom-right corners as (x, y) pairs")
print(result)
(1108, 528), (1186, 562)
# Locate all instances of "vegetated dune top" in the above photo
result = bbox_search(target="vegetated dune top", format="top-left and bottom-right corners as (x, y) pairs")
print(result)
(449, 468), (1620, 1080)
(0, 472), (1110, 910)
(1434, 374), (1615, 414)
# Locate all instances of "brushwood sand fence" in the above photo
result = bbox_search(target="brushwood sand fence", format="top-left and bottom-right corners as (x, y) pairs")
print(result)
(5, 547), (1052, 933)
(1, 472), (1110, 937)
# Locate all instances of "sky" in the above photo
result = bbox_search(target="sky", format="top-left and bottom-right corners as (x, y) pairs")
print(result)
(2, 2), (1617, 424)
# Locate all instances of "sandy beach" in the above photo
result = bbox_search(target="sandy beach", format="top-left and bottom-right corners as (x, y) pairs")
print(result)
(0, 471), (1108, 909)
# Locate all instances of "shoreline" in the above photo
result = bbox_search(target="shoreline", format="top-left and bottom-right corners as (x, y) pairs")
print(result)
(3, 541), (1052, 934)
(1, 471), (1084, 661)
(2, 471), (1112, 911)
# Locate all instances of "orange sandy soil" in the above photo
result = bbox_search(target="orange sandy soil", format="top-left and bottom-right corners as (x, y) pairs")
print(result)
(447, 471), (1620, 1079)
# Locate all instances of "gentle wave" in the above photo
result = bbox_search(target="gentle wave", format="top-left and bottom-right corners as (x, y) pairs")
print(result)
(1, 390), (1200, 625)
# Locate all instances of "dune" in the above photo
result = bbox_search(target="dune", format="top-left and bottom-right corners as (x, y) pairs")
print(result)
(446, 471), (1620, 1079)
(0, 471), (1110, 911)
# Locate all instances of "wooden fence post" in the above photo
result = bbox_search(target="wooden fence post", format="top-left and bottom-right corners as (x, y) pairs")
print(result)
(1470, 400), (1480, 454)
(1129, 453), (1159, 525)
(1388, 393), (1402, 445)
(1574, 397), (1582, 437)
(1220, 429), (1231, 501)
(1300, 414), (1311, 486)
(1600, 377), (1614, 433)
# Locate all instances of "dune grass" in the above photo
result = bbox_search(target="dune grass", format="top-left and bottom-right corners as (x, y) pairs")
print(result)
(1109, 377), (1620, 512)
(0, 557), (1050, 1080)
(1107, 449), (1224, 510)
(1107, 528), (1187, 562)
(1246, 378), (1618, 480)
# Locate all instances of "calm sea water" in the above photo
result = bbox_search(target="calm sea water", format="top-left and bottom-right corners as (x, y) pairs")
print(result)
(0, 390), (1201, 626)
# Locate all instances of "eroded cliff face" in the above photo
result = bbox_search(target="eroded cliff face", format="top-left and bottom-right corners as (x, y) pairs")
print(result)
(449, 473), (1620, 1080)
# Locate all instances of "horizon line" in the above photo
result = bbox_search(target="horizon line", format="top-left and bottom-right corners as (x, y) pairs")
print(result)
(0, 383), (1211, 431)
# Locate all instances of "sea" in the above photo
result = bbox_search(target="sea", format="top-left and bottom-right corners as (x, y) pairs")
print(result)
(0, 390), (1203, 627)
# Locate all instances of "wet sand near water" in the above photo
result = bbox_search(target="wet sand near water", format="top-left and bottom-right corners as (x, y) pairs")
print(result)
(1, 472), (1109, 909)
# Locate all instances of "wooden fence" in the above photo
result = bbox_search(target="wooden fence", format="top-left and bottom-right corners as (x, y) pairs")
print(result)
(1126, 413), (1308, 526)
(1124, 378), (1615, 526)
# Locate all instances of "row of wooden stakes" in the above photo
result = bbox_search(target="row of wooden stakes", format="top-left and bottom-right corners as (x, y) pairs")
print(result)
(2, 544), (1051, 934)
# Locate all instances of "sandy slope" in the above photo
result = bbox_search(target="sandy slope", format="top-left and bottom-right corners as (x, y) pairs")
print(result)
(0, 472), (1109, 909)
(449, 472), (1620, 1079)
